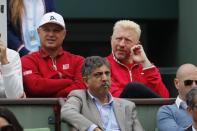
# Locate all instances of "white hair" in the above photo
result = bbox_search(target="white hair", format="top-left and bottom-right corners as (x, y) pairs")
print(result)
(113, 20), (141, 39)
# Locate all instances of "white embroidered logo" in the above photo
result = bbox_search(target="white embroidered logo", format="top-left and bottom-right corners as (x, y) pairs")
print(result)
(63, 64), (69, 70)
(23, 70), (32, 76)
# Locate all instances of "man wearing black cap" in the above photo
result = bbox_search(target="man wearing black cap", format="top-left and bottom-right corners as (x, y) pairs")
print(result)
(21, 12), (85, 97)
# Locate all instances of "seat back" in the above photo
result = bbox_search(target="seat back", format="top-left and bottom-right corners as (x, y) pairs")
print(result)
(0, 98), (60, 131)
(130, 98), (175, 131)
(24, 128), (50, 131)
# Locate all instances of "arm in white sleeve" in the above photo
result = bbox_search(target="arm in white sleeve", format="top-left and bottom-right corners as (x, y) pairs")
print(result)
(1, 49), (24, 98)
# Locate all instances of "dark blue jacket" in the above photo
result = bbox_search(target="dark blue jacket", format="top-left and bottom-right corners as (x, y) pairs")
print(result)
(7, 0), (55, 56)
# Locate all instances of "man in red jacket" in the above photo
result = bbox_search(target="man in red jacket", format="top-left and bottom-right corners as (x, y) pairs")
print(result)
(106, 20), (169, 98)
(21, 12), (85, 97)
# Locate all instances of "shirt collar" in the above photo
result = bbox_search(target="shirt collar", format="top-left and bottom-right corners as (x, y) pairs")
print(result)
(87, 90), (114, 105)
(176, 96), (187, 109)
(39, 47), (64, 58)
(192, 126), (197, 131)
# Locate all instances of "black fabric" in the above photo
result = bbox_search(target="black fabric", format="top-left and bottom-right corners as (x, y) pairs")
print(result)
(185, 125), (192, 131)
(119, 82), (161, 98)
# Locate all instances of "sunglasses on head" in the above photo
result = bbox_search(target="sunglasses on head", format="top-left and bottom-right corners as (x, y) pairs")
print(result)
(184, 80), (197, 86)
(0, 125), (14, 131)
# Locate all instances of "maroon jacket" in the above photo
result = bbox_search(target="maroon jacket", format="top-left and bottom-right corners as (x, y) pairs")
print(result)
(106, 53), (169, 98)
(22, 48), (85, 97)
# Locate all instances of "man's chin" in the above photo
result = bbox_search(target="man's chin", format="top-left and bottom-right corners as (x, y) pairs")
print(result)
(115, 55), (126, 61)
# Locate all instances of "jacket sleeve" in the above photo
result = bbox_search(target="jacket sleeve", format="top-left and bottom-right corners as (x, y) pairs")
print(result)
(2, 50), (24, 98)
(128, 102), (144, 131)
(61, 92), (95, 131)
(7, 0), (29, 56)
(142, 66), (169, 98)
(7, 28), (29, 56)
(157, 106), (187, 131)
(54, 57), (86, 97)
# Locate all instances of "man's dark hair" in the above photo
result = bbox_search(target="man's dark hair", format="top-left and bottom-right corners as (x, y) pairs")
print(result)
(186, 87), (197, 109)
(81, 56), (110, 77)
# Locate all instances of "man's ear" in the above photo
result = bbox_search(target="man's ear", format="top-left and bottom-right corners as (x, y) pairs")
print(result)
(83, 77), (89, 87)
(37, 28), (40, 34)
(187, 106), (193, 115)
(174, 78), (180, 90)
(64, 29), (67, 36)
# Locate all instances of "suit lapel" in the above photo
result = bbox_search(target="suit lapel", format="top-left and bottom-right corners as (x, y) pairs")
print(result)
(113, 101), (125, 131)
(87, 95), (104, 129)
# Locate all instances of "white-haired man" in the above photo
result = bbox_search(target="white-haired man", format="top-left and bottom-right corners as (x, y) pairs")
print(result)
(106, 20), (169, 98)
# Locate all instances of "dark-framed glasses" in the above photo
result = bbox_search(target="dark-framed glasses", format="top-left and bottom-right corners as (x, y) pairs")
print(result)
(0, 124), (14, 131)
(184, 80), (197, 86)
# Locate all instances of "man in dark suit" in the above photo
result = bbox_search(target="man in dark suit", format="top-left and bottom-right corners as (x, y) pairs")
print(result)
(61, 56), (144, 131)
(185, 87), (197, 131)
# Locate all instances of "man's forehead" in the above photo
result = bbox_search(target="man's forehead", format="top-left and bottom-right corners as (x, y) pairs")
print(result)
(91, 65), (110, 73)
(40, 23), (64, 30)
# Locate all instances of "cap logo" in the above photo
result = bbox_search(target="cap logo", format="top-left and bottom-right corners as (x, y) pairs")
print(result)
(50, 16), (57, 21)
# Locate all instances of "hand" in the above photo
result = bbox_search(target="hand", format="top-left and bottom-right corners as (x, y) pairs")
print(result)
(93, 127), (103, 131)
(19, 92), (26, 98)
(0, 41), (9, 65)
(130, 44), (151, 68)
(59, 98), (66, 106)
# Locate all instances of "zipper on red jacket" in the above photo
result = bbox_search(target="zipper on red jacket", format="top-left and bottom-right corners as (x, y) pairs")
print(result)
(118, 62), (133, 82)
(51, 57), (57, 71)
(50, 57), (63, 78)
(112, 53), (137, 82)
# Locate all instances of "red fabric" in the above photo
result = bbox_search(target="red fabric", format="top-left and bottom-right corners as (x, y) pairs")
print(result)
(106, 53), (169, 98)
(21, 48), (86, 97)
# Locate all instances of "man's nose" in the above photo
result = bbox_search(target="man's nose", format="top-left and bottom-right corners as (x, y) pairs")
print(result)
(101, 74), (108, 80)
(192, 81), (197, 87)
(119, 39), (126, 46)
(48, 31), (54, 36)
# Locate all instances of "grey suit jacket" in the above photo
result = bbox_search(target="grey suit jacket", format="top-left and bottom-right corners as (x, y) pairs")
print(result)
(61, 90), (144, 131)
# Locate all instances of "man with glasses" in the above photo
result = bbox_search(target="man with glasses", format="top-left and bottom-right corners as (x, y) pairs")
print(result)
(157, 63), (197, 131)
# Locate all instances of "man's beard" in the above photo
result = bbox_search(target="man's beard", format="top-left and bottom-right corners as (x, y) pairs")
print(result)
(100, 82), (110, 88)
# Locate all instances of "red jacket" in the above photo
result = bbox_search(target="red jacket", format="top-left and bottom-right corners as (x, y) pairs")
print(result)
(21, 48), (85, 97)
(106, 53), (169, 98)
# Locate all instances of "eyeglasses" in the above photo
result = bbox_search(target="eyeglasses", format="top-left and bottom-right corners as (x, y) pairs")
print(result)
(0, 125), (14, 131)
(184, 80), (197, 86)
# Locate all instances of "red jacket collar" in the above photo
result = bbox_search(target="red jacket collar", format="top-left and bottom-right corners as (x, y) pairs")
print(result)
(39, 47), (64, 58)
(111, 52), (138, 68)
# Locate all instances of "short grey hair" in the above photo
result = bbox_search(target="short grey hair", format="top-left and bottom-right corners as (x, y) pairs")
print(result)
(186, 87), (197, 109)
(81, 56), (110, 77)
